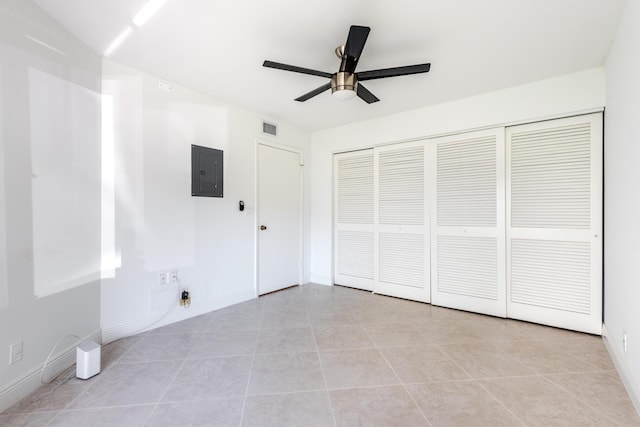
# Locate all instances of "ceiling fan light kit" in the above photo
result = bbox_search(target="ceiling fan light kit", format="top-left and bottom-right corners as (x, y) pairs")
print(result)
(263, 25), (431, 104)
(331, 72), (357, 100)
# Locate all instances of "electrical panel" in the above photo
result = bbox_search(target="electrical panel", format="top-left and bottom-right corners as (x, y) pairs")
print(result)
(191, 145), (223, 197)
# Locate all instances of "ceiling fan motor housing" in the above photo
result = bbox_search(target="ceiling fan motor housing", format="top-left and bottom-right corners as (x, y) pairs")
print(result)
(331, 71), (357, 94)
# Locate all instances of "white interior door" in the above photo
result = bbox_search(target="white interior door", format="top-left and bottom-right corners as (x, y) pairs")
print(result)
(506, 114), (602, 334)
(430, 128), (506, 317)
(257, 142), (302, 295)
(373, 141), (430, 302)
(333, 150), (374, 291)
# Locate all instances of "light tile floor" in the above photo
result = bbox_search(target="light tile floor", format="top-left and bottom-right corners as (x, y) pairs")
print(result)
(2, 284), (639, 426)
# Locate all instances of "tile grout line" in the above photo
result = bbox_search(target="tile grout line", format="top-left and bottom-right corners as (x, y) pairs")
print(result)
(473, 377), (533, 426)
(432, 342), (473, 379)
(44, 328), (206, 426)
(310, 324), (339, 427)
(237, 352), (258, 427)
(238, 304), (266, 427)
(44, 349), (128, 423)
(31, 336), (148, 427)
(538, 374), (625, 426)
(432, 340), (531, 425)
(361, 324), (434, 427)
(141, 326), (209, 426)
(43, 410), (58, 427)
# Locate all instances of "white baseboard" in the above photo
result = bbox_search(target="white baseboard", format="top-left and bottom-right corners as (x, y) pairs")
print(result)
(0, 329), (102, 414)
(101, 306), (183, 344)
(301, 282), (330, 287)
(102, 289), (258, 344)
(309, 274), (331, 286)
(602, 324), (640, 415)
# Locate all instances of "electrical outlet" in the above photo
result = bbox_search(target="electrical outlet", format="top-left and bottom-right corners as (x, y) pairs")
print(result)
(623, 332), (628, 353)
(9, 341), (23, 365)
(159, 272), (168, 285)
(169, 271), (178, 283)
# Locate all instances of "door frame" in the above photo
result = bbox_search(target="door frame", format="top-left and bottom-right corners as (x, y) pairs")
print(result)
(255, 139), (304, 296)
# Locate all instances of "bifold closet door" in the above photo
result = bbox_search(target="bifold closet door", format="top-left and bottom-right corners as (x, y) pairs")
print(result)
(430, 129), (506, 317)
(506, 114), (602, 334)
(334, 150), (374, 291)
(373, 141), (429, 302)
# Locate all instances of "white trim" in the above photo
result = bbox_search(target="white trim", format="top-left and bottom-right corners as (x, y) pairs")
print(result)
(330, 109), (604, 156)
(256, 139), (304, 165)
(298, 161), (304, 287)
(310, 274), (332, 285)
(602, 324), (640, 415)
(0, 329), (101, 413)
(102, 288), (256, 343)
(253, 139), (259, 298)
(306, 281), (331, 287)
(102, 310), (175, 344)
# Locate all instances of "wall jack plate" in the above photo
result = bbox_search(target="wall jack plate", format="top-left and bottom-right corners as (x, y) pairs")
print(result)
(159, 272), (168, 285)
(159, 271), (178, 285)
(9, 340), (23, 365)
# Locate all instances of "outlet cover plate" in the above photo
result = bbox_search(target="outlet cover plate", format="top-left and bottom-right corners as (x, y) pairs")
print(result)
(9, 340), (23, 365)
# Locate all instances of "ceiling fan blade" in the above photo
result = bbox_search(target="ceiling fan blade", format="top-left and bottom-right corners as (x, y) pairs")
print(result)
(357, 63), (431, 81)
(341, 25), (370, 73)
(356, 83), (379, 104)
(295, 82), (332, 102)
(344, 26), (370, 59)
(263, 60), (332, 79)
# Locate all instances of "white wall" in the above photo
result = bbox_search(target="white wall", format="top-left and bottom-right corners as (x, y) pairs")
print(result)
(101, 61), (311, 342)
(309, 68), (605, 284)
(603, 0), (640, 410)
(0, 0), (102, 410)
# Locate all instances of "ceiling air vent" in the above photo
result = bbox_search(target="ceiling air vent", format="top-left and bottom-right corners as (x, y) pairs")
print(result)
(262, 121), (277, 137)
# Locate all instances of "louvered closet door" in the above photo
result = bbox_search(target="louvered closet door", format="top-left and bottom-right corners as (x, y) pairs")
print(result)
(373, 141), (429, 302)
(506, 114), (602, 334)
(430, 128), (506, 317)
(334, 150), (374, 291)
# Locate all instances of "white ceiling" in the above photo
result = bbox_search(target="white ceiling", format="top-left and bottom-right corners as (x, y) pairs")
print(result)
(34, 0), (626, 131)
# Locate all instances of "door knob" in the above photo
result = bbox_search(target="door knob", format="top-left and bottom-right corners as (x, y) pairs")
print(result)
(260, 225), (267, 230)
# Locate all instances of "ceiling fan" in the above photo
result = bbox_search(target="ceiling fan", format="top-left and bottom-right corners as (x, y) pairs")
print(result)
(263, 25), (431, 104)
